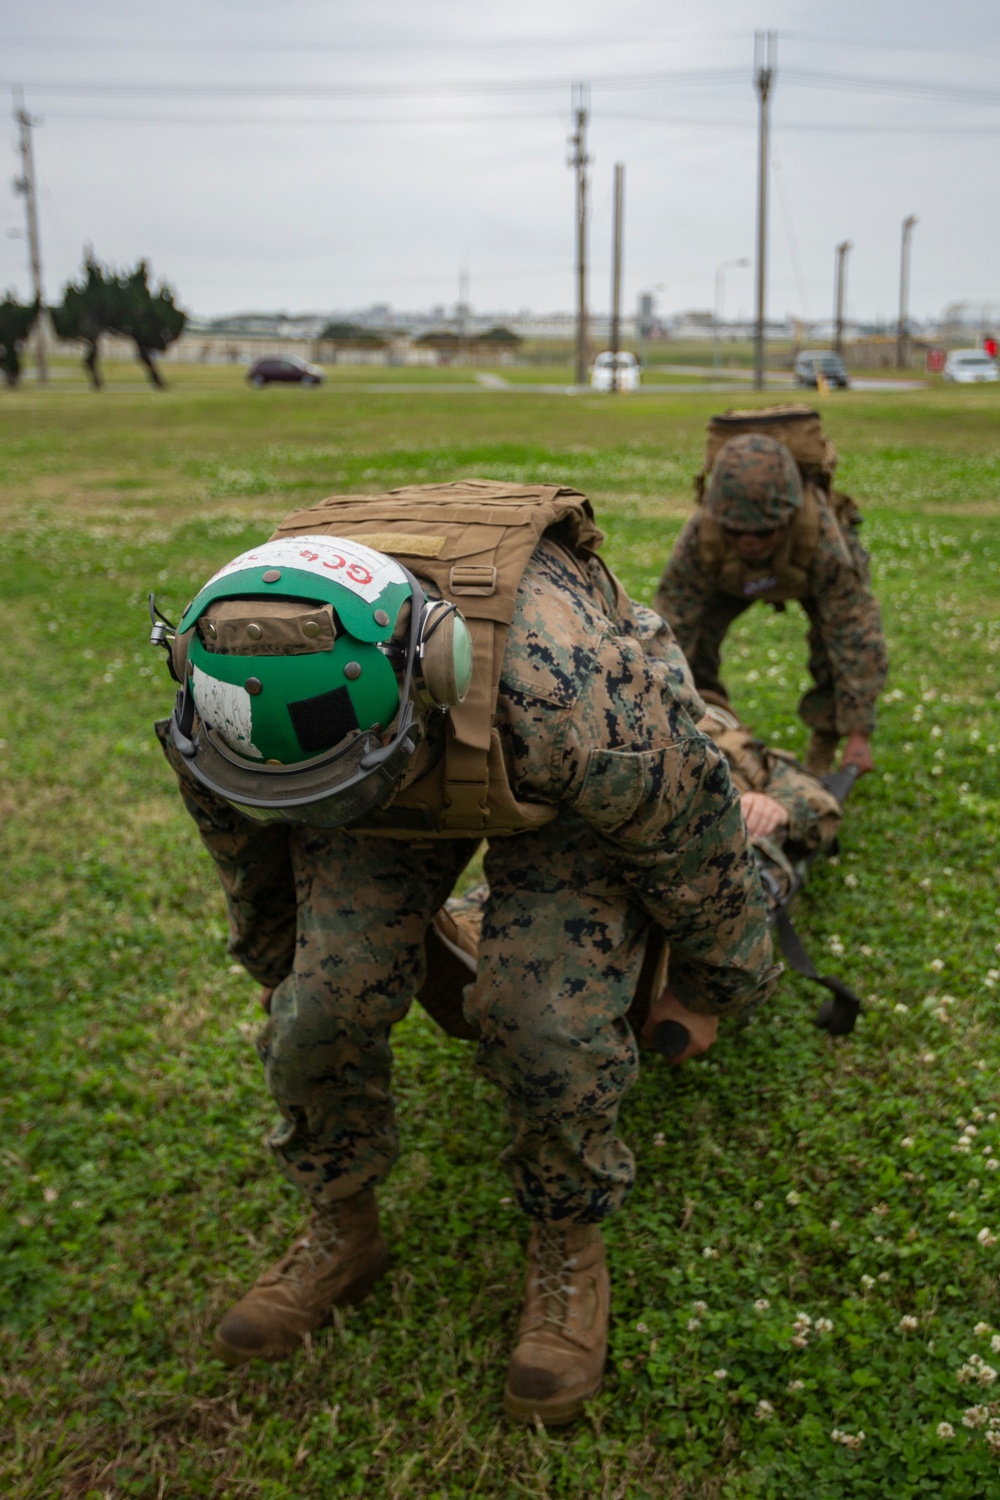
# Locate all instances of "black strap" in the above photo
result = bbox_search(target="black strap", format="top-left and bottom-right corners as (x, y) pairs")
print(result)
(771, 902), (861, 1035)
(820, 763), (859, 805)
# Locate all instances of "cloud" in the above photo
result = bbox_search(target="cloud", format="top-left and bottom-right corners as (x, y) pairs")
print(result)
(2, 0), (999, 321)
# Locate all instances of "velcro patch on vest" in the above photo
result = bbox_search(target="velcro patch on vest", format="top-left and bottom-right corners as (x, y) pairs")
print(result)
(743, 575), (779, 597)
(346, 532), (447, 558)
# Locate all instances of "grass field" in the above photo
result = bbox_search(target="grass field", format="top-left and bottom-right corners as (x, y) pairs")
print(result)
(1, 369), (999, 1498)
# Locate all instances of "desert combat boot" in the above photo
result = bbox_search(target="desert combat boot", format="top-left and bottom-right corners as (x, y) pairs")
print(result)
(503, 1222), (609, 1426)
(212, 1189), (389, 1366)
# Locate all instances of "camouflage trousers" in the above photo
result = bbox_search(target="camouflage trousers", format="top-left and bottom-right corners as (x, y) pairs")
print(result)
(257, 813), (645, 1222)
(685, 592), (838, 736)
(160, 719), (647, 1224)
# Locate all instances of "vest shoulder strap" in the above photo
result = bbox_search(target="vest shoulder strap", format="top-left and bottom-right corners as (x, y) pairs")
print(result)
(790, 483), (821, 570)
(269, 482), (601, 833)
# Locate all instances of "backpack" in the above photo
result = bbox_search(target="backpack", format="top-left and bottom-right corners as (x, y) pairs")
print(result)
(694, 404), (863, 570)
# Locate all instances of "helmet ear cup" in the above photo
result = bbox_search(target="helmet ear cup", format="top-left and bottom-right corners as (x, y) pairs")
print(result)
(418, 601), (474, 709)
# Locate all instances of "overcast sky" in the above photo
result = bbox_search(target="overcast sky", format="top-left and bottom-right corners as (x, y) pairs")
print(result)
(2, 0), (999, 325)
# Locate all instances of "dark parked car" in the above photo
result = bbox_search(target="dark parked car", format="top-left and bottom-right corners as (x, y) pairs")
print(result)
(794, 351), (849, 389)
(247, 356), (324, 388)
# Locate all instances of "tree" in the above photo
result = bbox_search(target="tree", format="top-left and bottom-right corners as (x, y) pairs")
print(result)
(413, 330), (461, 364)
(115, 262), (187, 389)
(50, 258), (118, 389)
(319, 321), (388, 349)
(477, 325), (522, 350)
(0, 295), (39, 388)
(51, 255), (187, 390)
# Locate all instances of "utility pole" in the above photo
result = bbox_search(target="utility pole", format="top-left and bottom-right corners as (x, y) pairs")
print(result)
(833, 240), (851, 357)
(897, 215), (918, 369)
(753, 31), (776, 391)
(609, 163), (624, 386)
(714, 257), (749, 371)
(567, 84), (590, 386)
(458, 263), (469, 363)
(12, 86), (47, 383)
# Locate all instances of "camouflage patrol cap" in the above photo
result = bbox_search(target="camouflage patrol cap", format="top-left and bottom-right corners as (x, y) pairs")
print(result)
(704, 433), (803, 532)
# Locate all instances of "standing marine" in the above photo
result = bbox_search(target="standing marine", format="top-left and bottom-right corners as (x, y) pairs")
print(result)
(653, 405), (888, 777)
(151, 480), (779, 1426)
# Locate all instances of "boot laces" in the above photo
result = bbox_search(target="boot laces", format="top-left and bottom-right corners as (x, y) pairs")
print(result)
(276, 1209), (345, 1286)
(532, 1224), (579, 1329)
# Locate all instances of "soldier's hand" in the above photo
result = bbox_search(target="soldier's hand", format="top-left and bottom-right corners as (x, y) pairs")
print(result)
(642, 987), (718, 1064)
(840, 732), (874, 777)
(740, 791), (789, 840)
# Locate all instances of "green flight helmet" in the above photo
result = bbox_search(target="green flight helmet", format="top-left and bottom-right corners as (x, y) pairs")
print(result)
(162, 534), (473, 826)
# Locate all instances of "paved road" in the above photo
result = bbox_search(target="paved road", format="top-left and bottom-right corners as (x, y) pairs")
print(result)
(20, 372), (929, 397)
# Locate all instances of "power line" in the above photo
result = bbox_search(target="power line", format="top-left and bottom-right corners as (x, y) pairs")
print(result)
(27, 105), (1000, 137)
(0, 31), (754, 54)
(770, 145), (809, 322)
(6, 64), (1000, 105)
(784, 32), (1000, 60)
(782, 67), (1000, 105)
(9, 29), (1000, 62)
(0, 68), (745, 100)
(35, 107), (574, 128)
(606, 112), (1000, 135)
(31, 98), (1000, 136)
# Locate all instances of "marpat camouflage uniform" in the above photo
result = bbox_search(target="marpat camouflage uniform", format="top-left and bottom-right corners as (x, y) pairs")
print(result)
(654, 505), (888, 738)
(444, 708), (842, 1016)
(160, 537), (778, 1224)
(698, 707), (843, 901)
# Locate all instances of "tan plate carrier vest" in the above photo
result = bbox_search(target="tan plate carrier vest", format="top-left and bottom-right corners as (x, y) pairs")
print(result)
(270, 480), (604, 838)
(693, 404), (860, 604)
(698, 483), (822, 603)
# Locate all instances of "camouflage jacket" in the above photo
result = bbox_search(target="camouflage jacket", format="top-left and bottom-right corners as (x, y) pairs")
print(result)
(162, 536), (778, 1021)
(700, 706), (843, 902)
(654, 507), (888, 736)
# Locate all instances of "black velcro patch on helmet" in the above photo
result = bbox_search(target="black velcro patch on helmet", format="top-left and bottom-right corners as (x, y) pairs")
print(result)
(287, 686), (359, 754)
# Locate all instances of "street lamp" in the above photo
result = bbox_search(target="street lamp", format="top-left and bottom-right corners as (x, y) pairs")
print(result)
(715, 258), (750, 370)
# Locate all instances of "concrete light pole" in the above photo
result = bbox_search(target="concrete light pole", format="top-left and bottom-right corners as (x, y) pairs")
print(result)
(609, 163), (624, 387)
(714, 257), (749, 370)
(753, 30), (776, 391)
(567, 84), (591, 386)
(897, 215), (918, 369)
(12, 86), (46, 382)
(833, 241), (851, 357)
